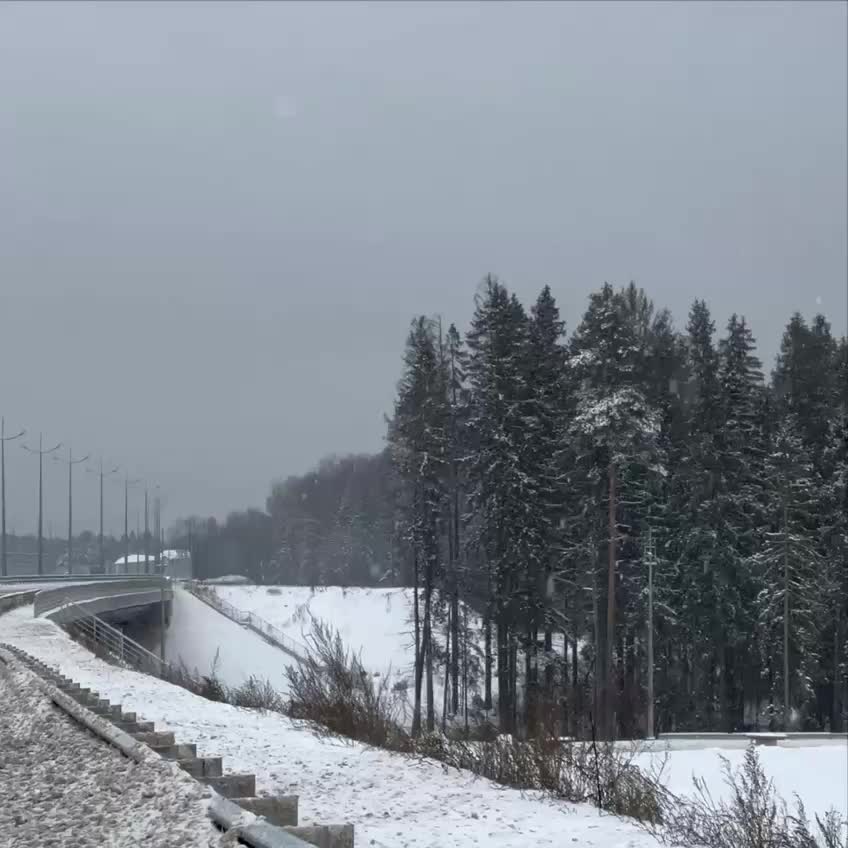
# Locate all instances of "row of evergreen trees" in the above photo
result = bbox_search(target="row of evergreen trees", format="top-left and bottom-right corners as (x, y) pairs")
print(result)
(387, 276), (847, 738)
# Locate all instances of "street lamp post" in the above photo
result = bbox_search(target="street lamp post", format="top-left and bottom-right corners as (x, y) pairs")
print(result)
(1, 418), (25, 577)
(54, 448), (89, 575)
(22, 434), (62, 576)
(144, 487), (150, 575)
(88, 460), (120, 573)
(123, 475), (141, 574)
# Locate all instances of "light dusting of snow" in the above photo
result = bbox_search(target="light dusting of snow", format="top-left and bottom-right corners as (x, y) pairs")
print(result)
(0, 655), (220, 848)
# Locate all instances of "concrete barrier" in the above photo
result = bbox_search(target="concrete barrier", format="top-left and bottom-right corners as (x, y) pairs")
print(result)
(34, 578), (172, 619)
(235, 796), (299, 826)
(203, 773), (257, 798)
(2, 644), (354, 848)
(284, 825), (355, 848)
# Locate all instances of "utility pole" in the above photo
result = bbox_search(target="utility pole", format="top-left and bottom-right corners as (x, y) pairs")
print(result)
(144, 487), (150, 575)
(22, 434), (62, 575)
(54, 448), (89, 575)
(644, 527), (656, 739)
(123, 475), (141, 574)
(1, 418), (25, 577)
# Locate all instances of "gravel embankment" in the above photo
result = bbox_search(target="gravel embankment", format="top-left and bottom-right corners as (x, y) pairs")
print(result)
(0, 659), (222, 848)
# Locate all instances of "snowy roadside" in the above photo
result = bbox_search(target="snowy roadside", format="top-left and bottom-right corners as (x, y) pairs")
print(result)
(0, 605), (659, 848)
(0, 653), (221, 848)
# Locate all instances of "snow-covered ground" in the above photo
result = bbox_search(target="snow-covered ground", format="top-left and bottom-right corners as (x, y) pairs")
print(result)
(0, 652), (219, 848)
(2, 600), (844, 848)
(0, 604), (659, 848)
(634, 744), (847, 821)
(164, 587), (292, 694)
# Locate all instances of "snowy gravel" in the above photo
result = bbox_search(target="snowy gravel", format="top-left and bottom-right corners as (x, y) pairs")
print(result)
(0, 656), (221, 848)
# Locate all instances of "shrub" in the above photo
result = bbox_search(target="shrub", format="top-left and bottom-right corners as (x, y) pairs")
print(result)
(648, 745), (848, 848)
(229, 676), (286, 712)
(285, 616), (409, 750)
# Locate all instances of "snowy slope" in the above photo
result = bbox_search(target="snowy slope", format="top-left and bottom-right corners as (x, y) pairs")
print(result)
(215, 585), (418, 680)
(0, 604), (660, 848)
(213, 584), (487, 722)
(165, 587), (293, 693)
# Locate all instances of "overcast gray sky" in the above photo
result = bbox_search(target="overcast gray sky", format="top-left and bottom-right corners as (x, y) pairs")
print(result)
(1, 0), (845, 537)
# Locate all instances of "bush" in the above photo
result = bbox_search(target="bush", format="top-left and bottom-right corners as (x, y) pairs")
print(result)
(229, 676), (286, 711)
(285, 618), (664, 823)
(648, 745), (848, 848)
(285, 616), (410, 750)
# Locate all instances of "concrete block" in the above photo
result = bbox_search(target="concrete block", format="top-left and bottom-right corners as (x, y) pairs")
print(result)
(283, 825), (354, 848)
(121, 712), (137, 723)
(151, 742), (197, 760)
(201, 773), (256, 798)
(178, 756), (223, 778)
(133, 731), (175, 747)
(232, 795), (298, 827)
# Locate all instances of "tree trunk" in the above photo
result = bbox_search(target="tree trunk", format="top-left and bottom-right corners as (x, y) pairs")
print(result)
(412, 547), (422, 737)
(509, 635), (518, 736)
(484, 608), (493, 711)
(442, 615), (451, 732)
(424, 560), (435, 733)
(591, 549), (600, 731)
(451, 586), (460, 715)
(833, 604), (841, 732)
(450, 482), (461, 715)
(783, 498), (791, 730)
(463, 600), (470, 733)
(561, 590), (569, 736)
(606, 460), (617, 740)
(497, 618), (510, 733)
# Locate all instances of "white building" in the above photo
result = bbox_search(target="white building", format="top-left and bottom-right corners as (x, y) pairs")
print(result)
(112, 549), (192, 579)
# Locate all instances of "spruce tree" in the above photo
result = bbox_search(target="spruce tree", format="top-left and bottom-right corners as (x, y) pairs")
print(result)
(751, 414), (824, 728)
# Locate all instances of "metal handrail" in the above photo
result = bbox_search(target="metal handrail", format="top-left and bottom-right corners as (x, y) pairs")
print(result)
(186, 583), (308, 662)
(59, 597), (172, 679)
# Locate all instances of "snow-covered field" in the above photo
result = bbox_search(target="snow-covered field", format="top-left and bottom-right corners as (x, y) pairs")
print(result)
(634, 744), (847, 821)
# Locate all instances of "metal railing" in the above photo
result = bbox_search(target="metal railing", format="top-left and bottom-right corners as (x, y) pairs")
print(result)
(186, 583), (308, 663)
(60, 598), (173, 679)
